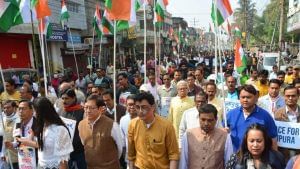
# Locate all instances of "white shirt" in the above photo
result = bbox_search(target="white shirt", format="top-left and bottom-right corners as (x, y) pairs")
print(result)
(178, 107), (199, 148)
(286, 106), (299, 122)
(38, 124), (73, 168)
(258, 94), (285, 118)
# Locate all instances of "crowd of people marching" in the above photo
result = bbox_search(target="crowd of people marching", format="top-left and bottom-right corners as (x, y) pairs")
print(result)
(0, 53), (300, 169)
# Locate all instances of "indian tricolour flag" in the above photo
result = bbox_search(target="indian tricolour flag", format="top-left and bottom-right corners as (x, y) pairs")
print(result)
(154, 0), (168, 27)
(116, 0), (137, 31)
(136, 0), (148, 11)
(93, 4), (103, 38)
(233, 26), (242, 38)
(211, 0), (233, 26)
(0, 0), (36, 32)
(234, 39), (247, 73)
(105, 0), (132, 21)
(38, 16), (52, 38)
(102, 10), (114, 34)
(60, 0), (69, 27)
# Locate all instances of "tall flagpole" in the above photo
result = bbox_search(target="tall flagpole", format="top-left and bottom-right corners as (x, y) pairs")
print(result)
(113, 20), (117, 122)
(213, 0), (227, 127)
(98, 35), (103, 67)
(44, 35), (52, 82)
(39, 19), (48, 97)
(158, 27), (161, 70)
(0, 65), (13, 169)
(143, 3), (147, 84)
(90, 29), (96, 67)
(154, 2), (158, 88)
(68, 27), (80, 79)
(213, 0), (218, 85)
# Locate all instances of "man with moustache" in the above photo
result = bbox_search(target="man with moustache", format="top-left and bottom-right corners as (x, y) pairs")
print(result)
(128, 92), (179, 169)
(179, 104), (233, 169)
(275, 86), (300, 161)
(179, 92), (208, 147)
(78, 95), (123, 169)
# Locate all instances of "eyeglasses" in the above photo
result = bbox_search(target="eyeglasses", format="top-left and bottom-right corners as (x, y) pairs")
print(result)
(83, 106), (98, 110)
(135, 105), (151, 112)
(127, 103), (135, 107)
(18, 107), (29, 111)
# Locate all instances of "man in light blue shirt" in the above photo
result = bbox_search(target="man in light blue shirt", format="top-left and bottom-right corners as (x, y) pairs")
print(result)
(119, 95), (137, 166)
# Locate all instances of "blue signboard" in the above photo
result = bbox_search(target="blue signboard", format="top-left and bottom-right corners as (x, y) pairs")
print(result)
(68, 35), (81, 44)
(47, 23), (68, 41)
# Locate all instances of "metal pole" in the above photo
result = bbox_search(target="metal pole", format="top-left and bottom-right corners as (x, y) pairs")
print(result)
(113, 20), (117, 122)
(68, 27), (80, 80)
(143, 4), (147, 84)
(98, 35), (103, 68)
(30, 10), (40, 79)
(278, 0), (285, 68)
(45, 35), (52, 82)
(39, 19), (48, 97)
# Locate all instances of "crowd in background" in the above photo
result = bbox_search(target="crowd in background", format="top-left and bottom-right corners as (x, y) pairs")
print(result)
(0, 52), (300, 169)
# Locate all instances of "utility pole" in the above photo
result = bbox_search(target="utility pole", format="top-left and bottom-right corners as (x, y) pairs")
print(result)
(278, 0), (285, 67)
(279, 0), (285, 49)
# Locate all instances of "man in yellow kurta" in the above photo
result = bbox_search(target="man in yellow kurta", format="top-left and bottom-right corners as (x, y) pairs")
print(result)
(168, 81), (195, 143)
(128, 92), (179, 169)
(254, 69), (269, 97)
(0, 79), (20, 104)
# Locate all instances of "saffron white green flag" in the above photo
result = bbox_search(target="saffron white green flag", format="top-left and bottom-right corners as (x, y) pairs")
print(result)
(211, 0), (233, 26)
(60, 0), (69, 27)
(102, 10), (114, 34)
(0, 0), (36, 32)
(154, 0), (168, 27)
(116, 0), (137, 31)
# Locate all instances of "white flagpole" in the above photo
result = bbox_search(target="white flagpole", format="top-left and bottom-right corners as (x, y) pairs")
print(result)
(154, 4), (157, 87)
(0, 64), (6, 92)
(90, 29), (96, 76)
(0, 65), (13, 169)
(213, 0), (227, 127)
(113, 20), (117, 122)
(98, 35), (103, 67)
(158, 27), (161, 70)
(213, 0), (218, 85)
(143, 3), (147, 84)
(44, 35), (52, 82)
(68, 27), (80, 80)
(40, 19), (48, 97)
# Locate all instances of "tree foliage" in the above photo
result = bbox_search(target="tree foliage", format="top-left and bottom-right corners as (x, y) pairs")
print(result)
(234, 0), (292, 48)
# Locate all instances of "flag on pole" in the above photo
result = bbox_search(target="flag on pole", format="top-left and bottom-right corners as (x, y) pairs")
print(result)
(0, 0), (36, 32)
(102, 10), (114, 34)
(116, 0), (137, 31)
(93, 4), (103, 38)
(227, 19), (231, 36)
(60, 0), (69, 27)
(105, 0), (131, 21)
(136, 0), (148, 11)
(32, 0), (51, 19)
(234, 39), (247, 73)
(211, 0), (233, 26)
(154, 0), (168, 27)
(233, 26), (242, 38)
(38, 16), (52, 38)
